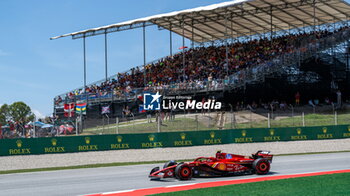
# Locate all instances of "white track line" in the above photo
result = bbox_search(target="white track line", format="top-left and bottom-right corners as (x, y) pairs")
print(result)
(101, 189), (135, 195)
(165, 183), (197, 188)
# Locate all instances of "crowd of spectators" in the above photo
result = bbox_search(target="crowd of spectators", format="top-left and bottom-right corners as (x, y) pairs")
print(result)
(0, 121), (32, 139)
(55, 26), (350, 106)
(0, 118), (76, 139)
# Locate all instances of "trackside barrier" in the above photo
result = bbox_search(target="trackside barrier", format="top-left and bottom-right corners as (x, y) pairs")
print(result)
(0, 125), (349, 156)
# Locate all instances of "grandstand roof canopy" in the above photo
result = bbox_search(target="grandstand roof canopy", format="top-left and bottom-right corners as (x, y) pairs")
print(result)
(51, 0), (350, 42)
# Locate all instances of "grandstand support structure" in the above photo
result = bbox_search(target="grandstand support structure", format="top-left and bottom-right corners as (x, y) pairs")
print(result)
(50, 0), (350, 122)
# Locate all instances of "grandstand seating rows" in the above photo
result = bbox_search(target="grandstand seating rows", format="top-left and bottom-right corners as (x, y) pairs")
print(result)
(55, 26), (350, 106)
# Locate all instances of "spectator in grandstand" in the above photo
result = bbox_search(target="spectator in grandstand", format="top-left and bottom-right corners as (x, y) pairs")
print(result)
(146, 110), (152, 123)
(9, 121), (14, 132)
(324, 97), (331, 105)
(279, 101), (287, 111)
(308, 99), (316, 108)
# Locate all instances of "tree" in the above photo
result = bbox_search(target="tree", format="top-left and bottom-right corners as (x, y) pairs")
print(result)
(8, 102), (33, 123)
(0, 104), (10, 125)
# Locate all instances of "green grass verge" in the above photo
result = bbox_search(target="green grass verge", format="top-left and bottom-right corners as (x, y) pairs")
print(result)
(1, 150), (349, 175)
(152, 172), (350, 196)
(83, 113), (350, 135)
(225, 113), (350, 129)
(83, 117), (211, 135)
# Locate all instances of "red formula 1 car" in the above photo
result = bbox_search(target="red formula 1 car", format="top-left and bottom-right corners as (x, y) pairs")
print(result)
(149, 151), (273, 180)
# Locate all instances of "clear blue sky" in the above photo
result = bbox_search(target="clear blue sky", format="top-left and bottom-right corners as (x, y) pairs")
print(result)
(0, 0), (225, 117)
(0, 0), (349, 118)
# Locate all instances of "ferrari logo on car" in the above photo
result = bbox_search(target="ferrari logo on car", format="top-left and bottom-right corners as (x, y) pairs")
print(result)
(322, 127), (327, 134)
(180, 133), (186, 140)
(297, 128), (302, 135)
(269, 129), (275, 136)
(16, 140), (22, 148)
(117, 136), (123, 143)
(210, 131), (215, 138)
(213, 162), (226, 170)
(241, 130), (247, 137)
(148, 135), (155, 142)
(85, 137), (91, 144)
(51, 139), (57, 146)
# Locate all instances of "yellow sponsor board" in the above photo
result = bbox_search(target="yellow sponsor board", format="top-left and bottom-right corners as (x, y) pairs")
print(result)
(174, 133), (193, 146)
(291, 135), (307, 140)
(264, 136), (281, 141)
(291, 128), (308, 140)
(317, 127), (333, 139)
(44, 139), (66, 153)
(45, 147), (65, 153)
(78, 145), (98, 151)
(234, 130), (253, 143)
(142, 134), (163, 148)
(234, 137), (253, 143)
(141, 142), (163, 148)
(9, 148), (31, 155)
(203, 131), (222, 145)
(111, 143), (130, 149)
(78, 137), (98, 151)
(9, 140), (31, 155)
(111, 136), (130, 149)
(264, 129), (280, 141)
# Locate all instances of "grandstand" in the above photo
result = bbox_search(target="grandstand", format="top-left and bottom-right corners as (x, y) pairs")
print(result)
(51, 0), (350, 130)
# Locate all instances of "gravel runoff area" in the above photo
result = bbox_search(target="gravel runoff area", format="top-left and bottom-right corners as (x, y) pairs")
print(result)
(0, 139), (349, 171)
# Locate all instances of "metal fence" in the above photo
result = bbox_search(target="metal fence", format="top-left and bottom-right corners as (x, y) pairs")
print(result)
(80, 107), (350, 135)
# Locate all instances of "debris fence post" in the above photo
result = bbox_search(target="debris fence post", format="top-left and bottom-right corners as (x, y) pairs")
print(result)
(302, 112), (305, 127)
(267, 113), (271, 128)
(334, 111), (338, 125)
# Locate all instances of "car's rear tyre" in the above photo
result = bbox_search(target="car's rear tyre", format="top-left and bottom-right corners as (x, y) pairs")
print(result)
(163, 160), (177, 169)
(253, 158), (270, 175)
(150, 167), (160, 175)
(175, 163), (192, 180)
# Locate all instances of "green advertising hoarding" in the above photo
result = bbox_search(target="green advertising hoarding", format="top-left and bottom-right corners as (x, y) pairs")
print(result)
(0, 125), (349, 156)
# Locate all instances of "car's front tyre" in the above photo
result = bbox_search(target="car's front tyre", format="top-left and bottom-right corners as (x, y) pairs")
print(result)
(175, 163), (192, 180)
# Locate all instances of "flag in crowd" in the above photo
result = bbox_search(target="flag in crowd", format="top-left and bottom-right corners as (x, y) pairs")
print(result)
(64, 103), (75, 117)
(101, 105), (110, 114)
(76, 103), (87, 115)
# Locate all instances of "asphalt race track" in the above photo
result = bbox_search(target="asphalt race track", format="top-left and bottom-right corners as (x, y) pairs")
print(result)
(0, 152), (349, 196)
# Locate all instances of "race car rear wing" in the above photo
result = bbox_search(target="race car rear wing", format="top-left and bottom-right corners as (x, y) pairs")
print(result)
(253, 150), (273, 162)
